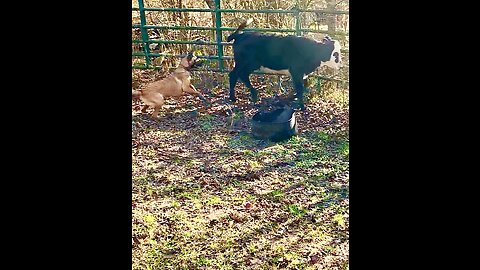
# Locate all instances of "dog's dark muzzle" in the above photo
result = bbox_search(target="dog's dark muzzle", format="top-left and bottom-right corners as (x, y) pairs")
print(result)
(190, 58), (204, 69)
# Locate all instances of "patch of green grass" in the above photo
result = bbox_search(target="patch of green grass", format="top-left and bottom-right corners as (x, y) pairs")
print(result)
(246, 193), (256, 201)
(191, 198), (203, 209)
(170, 210), (187, 221)
(333, 213), (346, 228)
(185, 159), (201, 168)
(295, 150), (327, 168)
(177, 189), (200, 200)
(221, 180), (245, 194)
(305, 227), (327, 241)
(171, 156), (183, 164)
(220, 183), (235, 194)
(284, 134), (309, 146)
(133, 175), (149, 185)
(290, 133), (348, 173)
(284, 252), (302, 265)
(217, 148), (231, 156)
(232, 110), (243, 121)
(232, 179), (243, 188)
(199, 114), (214, 131)
(259, 144), (296, 162)
(196, 257), (212, 267)
(312, 131), (331, 142)
(213, 254), (235, 270)
(143, 214), (156, 225)
(286, 204), (306, 217)
(295, 159), (317, 168)
(243, 149), (255, 157)
(206, 195), (223, 205)
(270, 190), (284, 201)
(246, 159), (262, 170)
(337, 140), (349, 158)
(144, 248), (163, 270)
(227, 133), (256, 148)
(183, 230), (193, 238)
(247, 243), (258, 254)
(308, 170), (329, 183)
(132, 81), (349, 269)
(165, 240), (176, 249)
(201, 121), (213, 131)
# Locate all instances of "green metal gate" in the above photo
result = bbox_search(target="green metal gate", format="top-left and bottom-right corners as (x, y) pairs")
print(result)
(132, 0), (349, 83)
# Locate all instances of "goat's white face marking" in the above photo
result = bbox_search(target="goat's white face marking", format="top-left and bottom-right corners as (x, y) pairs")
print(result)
(322, 40), (342, 70)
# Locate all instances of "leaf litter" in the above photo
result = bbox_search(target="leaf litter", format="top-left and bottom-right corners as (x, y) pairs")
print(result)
(132, 70), (349, 269)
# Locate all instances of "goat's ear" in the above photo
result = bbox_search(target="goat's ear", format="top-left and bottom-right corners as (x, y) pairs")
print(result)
(322, 36), (334, 45)
(187, 52), (193, 60)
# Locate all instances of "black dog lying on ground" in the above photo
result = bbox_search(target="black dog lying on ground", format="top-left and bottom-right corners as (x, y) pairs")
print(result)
(227, 19), (342, 110)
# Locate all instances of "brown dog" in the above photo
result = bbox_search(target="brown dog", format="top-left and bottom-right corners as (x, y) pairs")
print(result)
(132, 53), (209, 118)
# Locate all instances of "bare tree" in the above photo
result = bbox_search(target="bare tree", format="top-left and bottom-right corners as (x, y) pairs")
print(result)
(203, 0), (217, 40)
(326, 0), (336, 33)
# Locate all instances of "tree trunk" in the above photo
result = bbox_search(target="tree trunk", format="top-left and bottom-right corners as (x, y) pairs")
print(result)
(204, 0), (216, 40)
(178, 0), (189, 52)
(326, 0), (336, 34)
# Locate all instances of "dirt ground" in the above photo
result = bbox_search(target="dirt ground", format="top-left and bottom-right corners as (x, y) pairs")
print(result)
(132, 70), (349, 269)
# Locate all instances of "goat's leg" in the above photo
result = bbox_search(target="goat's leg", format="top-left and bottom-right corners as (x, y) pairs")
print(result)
(228, 67), (239, 102)
(238, 71), (258, 103)
(291, 71), (306, 111)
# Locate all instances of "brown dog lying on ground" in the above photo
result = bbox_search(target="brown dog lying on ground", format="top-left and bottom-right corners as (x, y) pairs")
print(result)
(132, 52), (209, 118)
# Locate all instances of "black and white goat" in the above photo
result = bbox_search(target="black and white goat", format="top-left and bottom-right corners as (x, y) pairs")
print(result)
(227, 19), (342, 110)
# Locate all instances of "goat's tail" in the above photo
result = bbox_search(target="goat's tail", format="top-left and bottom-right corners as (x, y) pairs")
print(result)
(227, 18), (253, 42)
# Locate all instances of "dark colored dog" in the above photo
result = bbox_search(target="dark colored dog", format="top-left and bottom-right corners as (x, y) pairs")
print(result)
(227, 19), (342, 109)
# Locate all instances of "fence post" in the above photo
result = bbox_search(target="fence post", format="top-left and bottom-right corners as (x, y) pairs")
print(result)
(214, 0), (224, 71)
(317, 77), (322, 94)
(138, 0), (151, 67)
(294, 1), (301, 36)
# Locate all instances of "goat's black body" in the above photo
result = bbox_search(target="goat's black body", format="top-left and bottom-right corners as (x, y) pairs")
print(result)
(228, 30), (336, 109)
